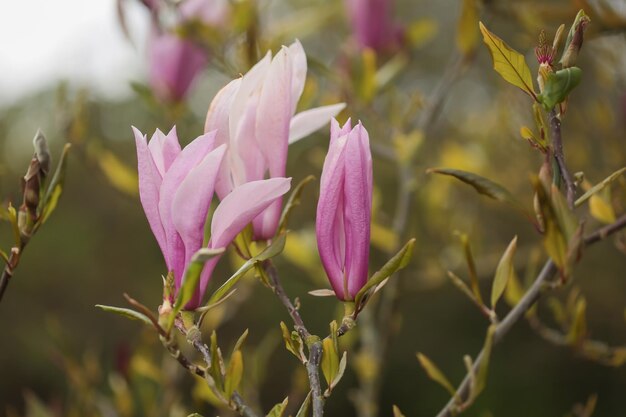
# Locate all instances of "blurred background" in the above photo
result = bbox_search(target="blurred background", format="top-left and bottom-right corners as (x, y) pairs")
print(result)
(1, 0), (626, 416)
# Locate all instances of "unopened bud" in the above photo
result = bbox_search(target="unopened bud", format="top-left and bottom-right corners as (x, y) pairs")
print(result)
(560, 11), (590, 68)
(33, 129), (51, 178)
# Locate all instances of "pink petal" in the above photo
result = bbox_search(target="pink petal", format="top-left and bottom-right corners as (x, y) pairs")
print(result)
(148, 126), (182, 176)
(159, 131), (216, 279)
(316, 133), (349, 299)
(133, 126), (168, 259)
(229, 52), (271, 142)
(172, 143), (226, 286)
(255, 47), (292, 179)
(287, 40), (307, 114)
(205, 79), (241, 198)
(149, 31), (208, 102)
(210, 177), (292, 248)
(289, 104), (346, 144)
(342, 123), (372, 298)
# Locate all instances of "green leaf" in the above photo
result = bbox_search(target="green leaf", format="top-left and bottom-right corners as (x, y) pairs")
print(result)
(321, 337), (339, 387)
(7, 203), (22, 248)
(39, 143), (71, 224)
(168, 248), (225, 329)
(232, 329), (249, 357)
(479, 22), (536, 99)
(95, 304), (152, 326)
(224, 350), (243, 399)
(280, 321), (305, 362)
(354, 238), (416, 312)
(566, 297), (587, 345)
(329, 351), (348, 391)
(457, 233), (483, 305)
(428, 168), (527, 214)
(210, 331), (224, 389)
(575, 167), (626, 207)
(278, 175), (315, 234)
(538, 67), (582, 110)
(266, 397), (289, 417)
(474, 325), (496, 396)
(491, 236), (518, 309)
(457, 0), (479, 55)
(295, 392), (312, 417)
(0, 248), (9, 265)
(207, 233), (286, 306)
(417, 353), (457, 396)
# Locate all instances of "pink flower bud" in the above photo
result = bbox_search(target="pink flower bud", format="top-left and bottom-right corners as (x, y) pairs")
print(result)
(316, 119), (373, 301)
(345, 0), (402, 51)
(148, 30), (207, 102)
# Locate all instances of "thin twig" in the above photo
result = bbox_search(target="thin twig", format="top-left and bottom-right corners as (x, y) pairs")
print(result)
(0, 246), (24, 305)
(264, 260), (325, 417)
(550, 109), (576, 209)
(435, 215), (626, 417)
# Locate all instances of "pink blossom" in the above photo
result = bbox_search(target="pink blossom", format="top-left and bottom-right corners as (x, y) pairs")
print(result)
(134, 126), (291, 309)
(148, 30), (208, 102)
(205, 40), (345, 240)
(345, 0), (402, 51)
(316, 119), (373, 301)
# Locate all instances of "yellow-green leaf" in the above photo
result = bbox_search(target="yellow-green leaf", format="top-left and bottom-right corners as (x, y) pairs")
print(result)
(321, 337), (339, 386)
(266, 397), (288, 417)
(95, 304), (152, 326)
(566, 297), (587, 345)
(479, 22), (536, 99)
(474, 325), (496, 396)
(589, 194), (616, 224)
(417, 353), (456, 396)
(278, 175), (315, 234)
(224, 350), (243, 399)
(354, 238), (415, 312)
(575, 167), (626, 207)
(457, 0), (479, 55)
(392, 405), (407, 417)
(491, 236), (518, 309)
(295, 392), (312, 417)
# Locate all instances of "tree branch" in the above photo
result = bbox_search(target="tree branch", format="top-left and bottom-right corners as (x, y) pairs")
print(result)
(435, 214), (626, 417)
(550, 109), (576, 209)
(264, 260), (325, 417)
(171, 320), (261, 417)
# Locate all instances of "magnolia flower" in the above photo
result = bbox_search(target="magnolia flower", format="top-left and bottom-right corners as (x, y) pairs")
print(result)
(134, 127), (291, 309)
(345, 0), (402, 51)
(205, 40), (345, 240)
(316, 119), (373, 301)
(148, 30), (208, 102)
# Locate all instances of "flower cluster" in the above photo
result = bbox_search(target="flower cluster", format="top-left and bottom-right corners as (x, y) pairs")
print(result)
(135, 41), (364, 309)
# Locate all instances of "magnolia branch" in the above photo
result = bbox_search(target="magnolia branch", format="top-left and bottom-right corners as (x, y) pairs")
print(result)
(435, 214), (626, 417)
(264, 260), (325, 417)
(550, 109), (576, 208)
(173, 319), (261, 417)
